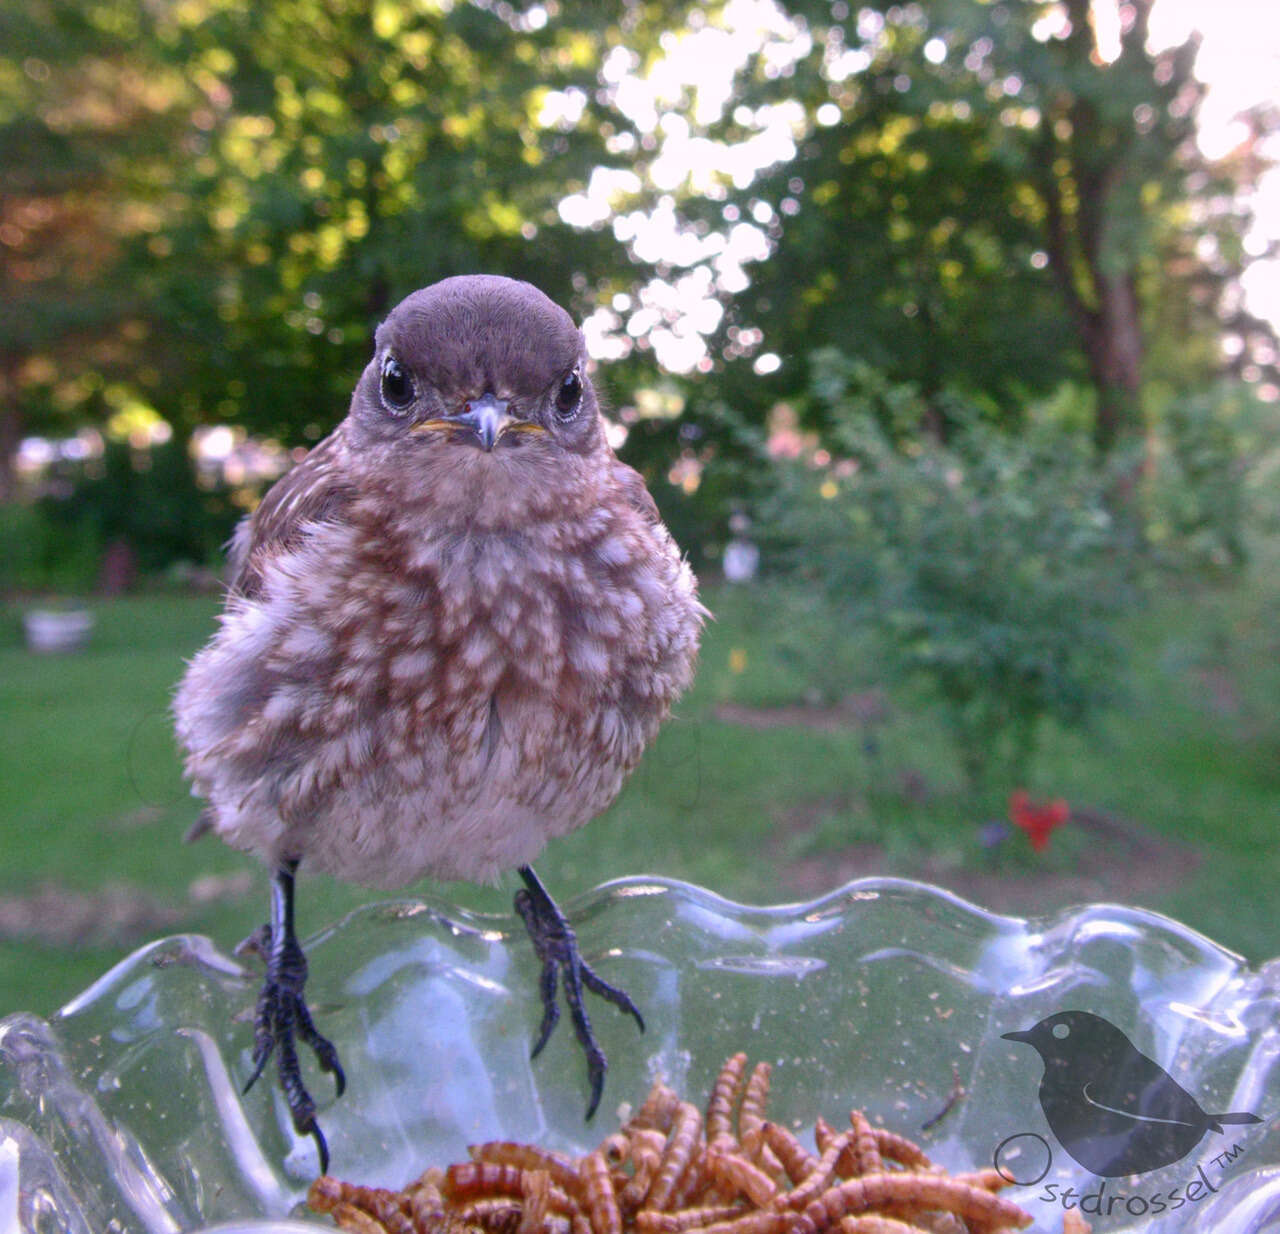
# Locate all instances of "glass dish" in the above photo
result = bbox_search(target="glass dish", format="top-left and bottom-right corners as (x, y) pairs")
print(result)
(2, 876), (1278, 1233)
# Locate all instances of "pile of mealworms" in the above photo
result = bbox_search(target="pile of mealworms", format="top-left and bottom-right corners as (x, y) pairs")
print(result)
(307, 1053), (1034, 1234)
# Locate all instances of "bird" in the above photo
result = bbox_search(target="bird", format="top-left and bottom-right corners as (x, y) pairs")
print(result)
(1003, 1010), (1260, 1177)
(173, 274), (705, 1172)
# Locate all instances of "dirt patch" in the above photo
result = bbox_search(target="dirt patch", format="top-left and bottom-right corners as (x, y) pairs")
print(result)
(720, 697), (1201, 917)
(0, 883), (187, 948)
(772, 802), (1202, 918)
(0, 871), (259, 949)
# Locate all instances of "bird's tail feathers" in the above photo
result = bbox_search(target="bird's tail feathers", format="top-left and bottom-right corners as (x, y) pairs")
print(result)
(1210, 1111), (1263, 1132)
(184, 806), (216, 844)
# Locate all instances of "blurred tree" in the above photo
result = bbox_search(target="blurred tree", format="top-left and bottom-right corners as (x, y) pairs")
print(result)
(138, 0), (677, 448)
(2, 0), (701, 497)
(662, 0), (1274, 454)
(0, 0), (194, 498)
(6, 0), (1274, 520)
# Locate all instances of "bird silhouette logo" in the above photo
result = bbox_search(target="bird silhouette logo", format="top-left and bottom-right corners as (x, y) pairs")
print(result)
(1003, 1010), (1261, 1178)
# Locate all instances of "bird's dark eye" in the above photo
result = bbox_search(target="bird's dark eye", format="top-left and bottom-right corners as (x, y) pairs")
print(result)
(554, 369), (583, 420)
(380, 355), (415, 412)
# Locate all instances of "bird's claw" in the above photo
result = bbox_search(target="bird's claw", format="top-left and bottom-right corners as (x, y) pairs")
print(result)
(243, 925), (345, 1174)
(514, 870), (644, 1121)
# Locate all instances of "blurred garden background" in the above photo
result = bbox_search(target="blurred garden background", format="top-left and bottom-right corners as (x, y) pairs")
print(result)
(3, 0), (1279, 1016)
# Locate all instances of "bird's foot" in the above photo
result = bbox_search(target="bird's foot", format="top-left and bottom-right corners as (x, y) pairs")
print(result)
(241, 920), (345, 1173)
(514, 866), (644, 1120)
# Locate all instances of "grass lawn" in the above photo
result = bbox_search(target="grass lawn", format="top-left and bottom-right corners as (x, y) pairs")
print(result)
(1, 563), (1277, 1018)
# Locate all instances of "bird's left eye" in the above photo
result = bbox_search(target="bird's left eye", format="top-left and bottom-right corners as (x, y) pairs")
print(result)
(380, 355), (415, 412)
(554, 369), (583, 420)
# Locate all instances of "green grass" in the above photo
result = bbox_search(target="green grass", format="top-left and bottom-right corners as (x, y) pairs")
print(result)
(2, 561), (1277, 1017)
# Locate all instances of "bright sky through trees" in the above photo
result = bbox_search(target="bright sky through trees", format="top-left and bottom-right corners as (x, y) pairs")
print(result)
(1146, 0), (1279, 328)
(569, 0), (1278, 374)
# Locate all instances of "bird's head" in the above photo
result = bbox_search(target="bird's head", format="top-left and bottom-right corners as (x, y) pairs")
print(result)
(1003, 1010), (1134, 1073)
(344, 276), (606, 518)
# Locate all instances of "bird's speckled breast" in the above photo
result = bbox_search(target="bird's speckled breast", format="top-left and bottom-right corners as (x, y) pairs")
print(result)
(175, 479), (700, 887)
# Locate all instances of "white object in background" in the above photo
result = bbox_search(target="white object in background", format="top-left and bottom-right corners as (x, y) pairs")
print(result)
(722, 539), (759, 583)
(23, 609), (94, 653)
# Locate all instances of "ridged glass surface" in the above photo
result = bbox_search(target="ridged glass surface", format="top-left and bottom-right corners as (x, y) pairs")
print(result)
(2, 877), (1278, 1233)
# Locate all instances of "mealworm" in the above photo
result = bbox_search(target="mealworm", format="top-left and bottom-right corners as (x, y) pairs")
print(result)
(784, 1132), (854, 1209)
(863, 1125), (933, 1172)
(761, 1123), (817, 1186)
(470, 1142), (582, 1194)
(518, 1169), (555, 1234)
(698, 1210), (800, 1234)
(456, 1197), (526, 1234)
(581, 1151), (623, 1234)
(620, 1129), (669, 1211)
(801, 1173), (1032, 1232)
(628, 1082), (683, 1134)
(812, 1119), (838, 1154)
(836, 1218), (926, 1234)
(646, 1102), (704, 1210)
(600, 1134), (632, 1167)
(329, 1200), (396, 1234)
(309, 1052), (1031, 1234)
(308, 1177), (414, 1234)
(706, 1149), (779, 1208)
(706, 1052), (749, 1151)
(669, 1153), (709, 1212)
(948, 1169), (1009, 1194)
(405, 1171), (446, 1229)
(635, 1203), (750, 1233)
(738, 1064), (773, 1140)
(446, 1163), (531, 1201)
(845, 1112), (882, 1179)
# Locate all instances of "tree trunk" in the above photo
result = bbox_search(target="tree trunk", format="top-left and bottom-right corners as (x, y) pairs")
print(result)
(1086, 270), (1144, 455)
(0, 353), (23, 504)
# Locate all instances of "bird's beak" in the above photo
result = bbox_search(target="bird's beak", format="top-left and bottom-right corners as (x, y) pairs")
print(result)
(411, 393), (545, 452)
(450, 393), (509, 452)
(1002, 1029), (1034, 1044)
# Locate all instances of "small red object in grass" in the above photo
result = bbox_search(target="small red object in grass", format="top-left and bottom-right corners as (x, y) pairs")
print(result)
(1008, 790), (1070, 852)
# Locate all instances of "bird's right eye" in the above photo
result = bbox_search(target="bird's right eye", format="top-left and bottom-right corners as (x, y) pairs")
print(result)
(380, 355), (415, 412)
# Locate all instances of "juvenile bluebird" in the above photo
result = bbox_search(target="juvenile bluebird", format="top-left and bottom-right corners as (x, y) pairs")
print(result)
(175, 276), (705, 1170)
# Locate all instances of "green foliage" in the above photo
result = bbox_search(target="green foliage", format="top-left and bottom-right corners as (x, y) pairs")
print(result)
(51, 439), (241, 574)
(1, 437), (242, 594)
(622, 395), (775, 570)
(4, 0), (1277, 577)
(0, 0), (198, 485)
(138, 0), (683, 446)
(0, 500), (100, 594)
(760, 352), (1134, 797)
(1144, 384), (1280, 575)
(676, 0), (1275, 455)
(3, 0), (703, 471)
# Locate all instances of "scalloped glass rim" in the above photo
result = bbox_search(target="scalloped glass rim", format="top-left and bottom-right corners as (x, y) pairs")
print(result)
(2, 875), (1279, 1234)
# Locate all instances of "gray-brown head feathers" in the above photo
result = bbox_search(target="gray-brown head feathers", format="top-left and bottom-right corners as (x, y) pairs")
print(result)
(346, 275), (602, 458)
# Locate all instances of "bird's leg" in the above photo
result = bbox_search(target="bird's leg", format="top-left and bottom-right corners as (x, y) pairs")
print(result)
(513, 865), (644, 1120)
(242, 859), (346, 1173)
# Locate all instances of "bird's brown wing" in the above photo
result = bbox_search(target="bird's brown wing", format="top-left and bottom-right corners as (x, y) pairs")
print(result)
(610, 458), (662, 527)
(228, 429), (355, 599)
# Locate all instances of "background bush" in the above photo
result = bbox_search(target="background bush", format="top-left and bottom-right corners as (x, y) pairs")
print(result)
(760, 352), (1135, 800)
(1144, 383), (1280, 575)
(2, 441), (241, 597)
(0, 501), (102, 595)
